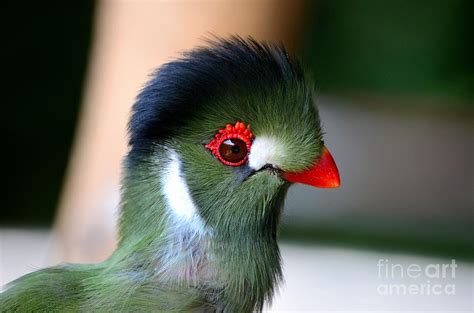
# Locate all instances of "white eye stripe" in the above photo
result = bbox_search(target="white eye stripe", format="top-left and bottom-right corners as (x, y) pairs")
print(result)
(248, 136), (285, 170)
(161, 150), (206, 234)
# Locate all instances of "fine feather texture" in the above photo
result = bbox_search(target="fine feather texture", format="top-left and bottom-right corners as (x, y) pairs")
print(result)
(1, 37), (324, 312)
(162, 149), (207, 235)
(248, 136), (286, 170)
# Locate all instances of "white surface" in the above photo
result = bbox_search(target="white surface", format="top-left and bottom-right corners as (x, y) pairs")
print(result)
(0, 229), (52, 288)
(1, 229), (472, 312)
(268, 244), (473, 312)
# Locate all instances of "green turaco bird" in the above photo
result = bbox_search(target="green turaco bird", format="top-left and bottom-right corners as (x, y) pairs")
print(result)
(1, 37), (340, 312)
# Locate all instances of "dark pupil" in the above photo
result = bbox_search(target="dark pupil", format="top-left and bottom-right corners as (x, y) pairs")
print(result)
(219, 139), (248, 163)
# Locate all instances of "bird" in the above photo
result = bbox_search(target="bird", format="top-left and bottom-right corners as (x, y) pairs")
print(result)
(0, 37), (340, 312)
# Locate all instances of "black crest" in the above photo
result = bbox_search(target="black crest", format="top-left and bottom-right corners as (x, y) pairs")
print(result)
(128, 36), (304, 156)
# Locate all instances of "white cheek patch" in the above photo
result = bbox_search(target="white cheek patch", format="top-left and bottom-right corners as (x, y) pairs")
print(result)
(161, 150), (205, 233)
(248, 136), (285, 170)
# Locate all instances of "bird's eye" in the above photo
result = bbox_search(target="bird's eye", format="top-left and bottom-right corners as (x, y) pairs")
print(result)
(205, 121), (254, 167)
(219, 139), (248, 163)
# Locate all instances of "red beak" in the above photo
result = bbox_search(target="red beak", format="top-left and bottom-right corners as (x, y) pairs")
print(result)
(283, 146), (340, 188)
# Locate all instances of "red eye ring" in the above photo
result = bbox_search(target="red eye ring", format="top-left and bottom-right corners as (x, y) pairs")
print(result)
(205, 121), (254, 167)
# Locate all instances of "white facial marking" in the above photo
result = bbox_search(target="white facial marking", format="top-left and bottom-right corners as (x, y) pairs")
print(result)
(248, 136), (285, 170)
(162, 150), (205, 233)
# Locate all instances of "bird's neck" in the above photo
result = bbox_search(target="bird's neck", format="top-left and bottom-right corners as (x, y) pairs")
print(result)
(210, 226), (283, 311)
(117, 199), (282, 310)
(114, 155), (284, 310)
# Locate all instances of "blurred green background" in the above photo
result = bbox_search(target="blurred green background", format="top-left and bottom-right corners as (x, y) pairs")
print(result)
(2, 0), (472, 259)
(303, 0), (473, 100)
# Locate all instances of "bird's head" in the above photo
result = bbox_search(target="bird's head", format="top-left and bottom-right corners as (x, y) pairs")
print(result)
(123, 37), (339, 241)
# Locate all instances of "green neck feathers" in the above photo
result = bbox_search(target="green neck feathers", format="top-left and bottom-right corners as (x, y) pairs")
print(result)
(112, 145), (288, 311)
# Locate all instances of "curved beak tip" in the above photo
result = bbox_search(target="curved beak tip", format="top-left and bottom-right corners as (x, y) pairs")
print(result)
(283, 146), (341, 189)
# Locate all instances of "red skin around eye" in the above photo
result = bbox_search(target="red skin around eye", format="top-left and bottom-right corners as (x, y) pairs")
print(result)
(205, 121), (254, 167)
